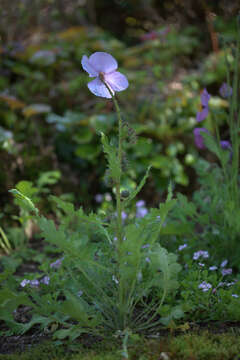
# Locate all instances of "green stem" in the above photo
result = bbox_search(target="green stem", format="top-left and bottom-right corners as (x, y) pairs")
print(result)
(103, 82), (125, 329)
(113, 95), (124, 247)
(103, 82), (124, 246)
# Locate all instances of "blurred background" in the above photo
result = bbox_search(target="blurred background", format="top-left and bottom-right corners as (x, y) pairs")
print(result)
(0, 0), (239, 226)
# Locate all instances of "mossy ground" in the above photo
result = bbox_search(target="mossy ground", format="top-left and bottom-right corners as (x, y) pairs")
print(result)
(1, 329), (240, 360)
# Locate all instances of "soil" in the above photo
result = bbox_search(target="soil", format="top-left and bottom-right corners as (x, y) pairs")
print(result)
(1, 320), (240, 355)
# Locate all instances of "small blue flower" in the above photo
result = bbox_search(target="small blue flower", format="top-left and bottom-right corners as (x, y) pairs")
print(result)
(136, 207), (148, 218)
(221, 268), (232, 276)
(41, 276), (50, 285)
(178, 244), (187, 251)
(136, 200), (145, 207)
(209, 266), (217, 271)
(50, 257), (64, 269)
(221, 259), (228, 268)
(121, 211), (127, 220)
(219, 83), (232, 98)
(193, 250), (209, 260)
(198, 281), (212, 292)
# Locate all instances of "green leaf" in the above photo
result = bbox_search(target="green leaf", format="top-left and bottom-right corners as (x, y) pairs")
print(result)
(175, 193), (196, 219)
(37, 171), (61, 188)
(9, 189), (39, 215)
(53, 327), (84, 341)
(50, 195), (75, 214)
(151, 244), (181, 293)
(160, 306), (184, 325)
(201, 132), (221, 159)
(16, 181), (38, 198)
(160, 222), (193, 235)
(75, 143), (101, 161)
(60, 292), (101, 328)
(123, 166), (151, 206)
(101, 132), (121, 182)
(0, 288), (32, 312)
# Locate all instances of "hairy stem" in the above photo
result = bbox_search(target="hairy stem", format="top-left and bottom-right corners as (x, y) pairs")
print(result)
(103, 81), (126, 328)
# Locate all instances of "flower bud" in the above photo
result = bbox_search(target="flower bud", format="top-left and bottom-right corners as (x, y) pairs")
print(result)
(121, 190), (129, 198)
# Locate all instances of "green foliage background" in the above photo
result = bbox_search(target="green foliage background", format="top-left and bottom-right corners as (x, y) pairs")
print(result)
(0, 1), (239, 223)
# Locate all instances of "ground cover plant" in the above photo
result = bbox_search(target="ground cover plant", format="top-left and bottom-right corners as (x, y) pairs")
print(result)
(1, 3), (240, 359)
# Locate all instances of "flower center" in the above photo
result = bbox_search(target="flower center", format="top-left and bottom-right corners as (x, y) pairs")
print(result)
(99, 72), (105, 82)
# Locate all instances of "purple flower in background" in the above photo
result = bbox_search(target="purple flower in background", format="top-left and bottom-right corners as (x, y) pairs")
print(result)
(232, 294), (239, 298)
(136, 207), (148, 218)
(50, 257), (64, 269)
(221, 268), (232, 276)
(193, 127), (209, 149)
(41, 276), (50, 285)
(20, 279), (30, 288)
(196, 108), (209, 122)
(201, 88), (211, 107)
(20, 279), (39, 288)
(196, 88), (211, 122)
(198, 281), (212, 292)
(136, 200), (145, 208)
(81, 52), (129, 98)
(219, 83), (232, 98)
(220, 140), (233, 161)
(193, 250), (209, 260)
(121, 211), (127, 220)
(142, 243), (150, 249)
(198, 262), (205, 267)
(178, 244), (188, 251)
(220, 140), (231, 151)
(95, 194), (103, 203)
(209, 266), (217, 271)
(136, 199), (148, 218)
(221, 259), (228, 268)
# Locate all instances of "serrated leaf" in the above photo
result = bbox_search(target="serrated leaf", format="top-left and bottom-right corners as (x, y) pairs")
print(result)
(175, 193), (196, 218)
(50, 195), (75, 214)
(151, 244), (181, 293)
(101, 132), (120, 182)
(123, 166), (151, 207)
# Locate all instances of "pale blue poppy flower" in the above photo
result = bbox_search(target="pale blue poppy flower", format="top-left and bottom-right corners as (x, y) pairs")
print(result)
(81, 52), (129, 98)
